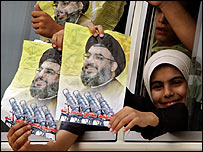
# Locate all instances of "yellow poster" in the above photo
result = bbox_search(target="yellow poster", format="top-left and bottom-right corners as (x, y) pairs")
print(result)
(38, 1), (126, 30)
(56, 23), (131, 127)
(1, 40), (59, 140)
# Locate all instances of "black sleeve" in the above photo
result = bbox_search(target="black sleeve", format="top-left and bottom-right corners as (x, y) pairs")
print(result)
(137, 103), (188, 140)
(59, 121), (87, 136)
(124, 88), (155, 111)
(59, 121), (108, 136)
(124, 88), (188, 140)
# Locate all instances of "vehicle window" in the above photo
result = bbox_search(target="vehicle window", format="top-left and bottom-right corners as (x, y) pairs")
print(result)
(125, 1), (202, 141)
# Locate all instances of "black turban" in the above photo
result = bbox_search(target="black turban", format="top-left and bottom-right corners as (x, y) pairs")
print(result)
(85, 33), (126, 77)
(39, 48), (62, 68)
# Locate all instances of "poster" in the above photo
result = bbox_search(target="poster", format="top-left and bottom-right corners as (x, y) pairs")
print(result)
(55, 23), (131, 127)
(38, 1), (126, 30)
(1, 40), (60, 140)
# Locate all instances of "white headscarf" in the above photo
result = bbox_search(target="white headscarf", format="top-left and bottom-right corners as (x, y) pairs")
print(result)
(143, 49), (191, 101)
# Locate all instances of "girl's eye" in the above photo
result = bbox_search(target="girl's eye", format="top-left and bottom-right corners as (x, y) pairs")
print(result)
(151, 83), (163, 90)
(171, 80), (183, 86)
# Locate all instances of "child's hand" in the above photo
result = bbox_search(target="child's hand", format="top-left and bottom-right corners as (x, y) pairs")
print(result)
(108, 106), (159, 134)
(7, 121), (32, 151)
(52, 29), (64, 51)
(32, 3), (64, 38)
(88, 22), (104, 37)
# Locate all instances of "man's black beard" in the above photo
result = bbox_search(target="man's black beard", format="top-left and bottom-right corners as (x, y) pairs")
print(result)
(30, 80), (59, 100)
(80, 64), (112, 87)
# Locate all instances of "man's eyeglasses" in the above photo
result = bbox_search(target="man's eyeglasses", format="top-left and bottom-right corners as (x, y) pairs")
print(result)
(36, 68), (60, 75)
(83, 53), (115, 62)
(52, 1), (72, 9)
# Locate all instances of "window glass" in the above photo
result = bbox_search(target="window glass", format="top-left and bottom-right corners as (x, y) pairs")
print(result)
(187, 1), (202, 131)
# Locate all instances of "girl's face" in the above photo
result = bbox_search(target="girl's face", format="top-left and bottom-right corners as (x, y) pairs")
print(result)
(150, 64), (188, 108)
